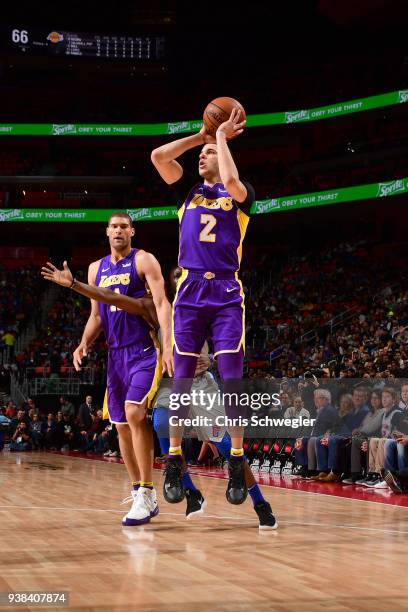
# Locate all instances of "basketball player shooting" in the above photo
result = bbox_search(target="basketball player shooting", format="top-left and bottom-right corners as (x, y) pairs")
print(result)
(151, 106), (254, 506)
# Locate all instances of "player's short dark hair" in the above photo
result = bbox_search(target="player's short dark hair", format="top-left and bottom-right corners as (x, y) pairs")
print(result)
(108, 212), (133, 227)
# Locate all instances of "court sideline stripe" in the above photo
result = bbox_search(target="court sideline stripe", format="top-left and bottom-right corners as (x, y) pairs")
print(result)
(0, 504), (407, 536)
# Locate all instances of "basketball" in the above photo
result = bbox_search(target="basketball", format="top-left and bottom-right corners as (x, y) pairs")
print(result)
(203, 97), (246, 138)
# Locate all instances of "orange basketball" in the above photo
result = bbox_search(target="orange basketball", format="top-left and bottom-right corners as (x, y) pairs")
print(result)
(203, 97), (246, 139)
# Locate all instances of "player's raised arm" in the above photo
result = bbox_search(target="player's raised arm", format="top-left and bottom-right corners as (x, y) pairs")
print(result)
(216, 109), (248, 203)
(135, 250), (174, 376)
(41, 261), (159, 330)
(151, 126), (215, 184)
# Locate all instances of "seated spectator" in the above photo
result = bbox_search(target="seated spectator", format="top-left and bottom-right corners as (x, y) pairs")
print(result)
(4, 401), (16, 419)
(78, 395), (96, 430)
(343, 386), (370, 433)
(102, 423), (120, 458)
(277, 391), (292, 416)
(59, 396), (75, 419)
(26, 398), (38, 416)
(10, 421), (32, 451)
(0, 407), (11, 426)
(30, 413), (44, 449)
(382, 458), (408, 494)
(342, 389), (384, 484)
(293, 388), (338, 477)
(28, 407), (37, 421)
(357, 386), (402, 488)
(384, 397), (408, 477)
(399, 383), (408, 410)
(384, 433), (408, 482)
(60, 413), (80, 451)
(312, 393), (354, 482)
(9, 409), (29, 435)
(284, 395), (310, 420)
(0, 408), (11, 451)
(79, 410), (105, 452)
(41, 413), (59, 450)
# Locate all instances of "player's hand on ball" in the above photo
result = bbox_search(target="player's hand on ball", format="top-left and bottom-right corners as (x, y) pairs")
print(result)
(162, 347), (174, 377)
(199, 124), (216, 144)
(216, 108), (246, 140)
(73, 342), (88, 371)
(41, 261), (73, 287)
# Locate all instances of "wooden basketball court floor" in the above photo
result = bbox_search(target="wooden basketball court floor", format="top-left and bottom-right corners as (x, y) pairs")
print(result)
(1, 451), (408, 612)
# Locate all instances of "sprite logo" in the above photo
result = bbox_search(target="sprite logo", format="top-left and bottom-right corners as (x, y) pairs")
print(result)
(377, 179), (406, 197)
(255, 199), (280, 214)
(127, 208), (152, 222)
(52, 124), (77, 136)
(0, 209), (24, 222)
(167, 121), (192, 135)
(284, 110), (310, 124)
(398, 90), (408, 103)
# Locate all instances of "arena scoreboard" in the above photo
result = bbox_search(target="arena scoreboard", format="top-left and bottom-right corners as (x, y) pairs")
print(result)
(5, 26), (165, 61)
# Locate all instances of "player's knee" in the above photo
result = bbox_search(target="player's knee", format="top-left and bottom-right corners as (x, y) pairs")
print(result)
(116, 422), (130, 438)
(152, 406), (170, 438)
(125, 402), (146, 426)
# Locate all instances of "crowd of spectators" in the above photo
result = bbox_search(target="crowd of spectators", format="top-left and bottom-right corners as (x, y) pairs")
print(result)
(283, 379), (408, 494)
(0, 394), (120, 457)
(12, 274), (107, 385)
(231, 375), (408, 494)
(1, 239), (407, 390)
(244, 240), (408, 381)
(0, 266), (45, 364)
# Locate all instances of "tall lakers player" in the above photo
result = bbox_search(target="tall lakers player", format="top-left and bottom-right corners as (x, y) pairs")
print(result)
(43, 212), (173, 526)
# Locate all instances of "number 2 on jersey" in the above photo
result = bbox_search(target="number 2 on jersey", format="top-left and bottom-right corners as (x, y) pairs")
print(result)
(110, 288), (123, 312)
(199, 213), (217, 243)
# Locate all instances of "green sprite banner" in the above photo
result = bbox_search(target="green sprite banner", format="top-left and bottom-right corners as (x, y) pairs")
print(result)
(0, 207), (178, 222)
(250, 177), (408, 215)
(0, 177), (406, 222)
(0, 90), (407, 137)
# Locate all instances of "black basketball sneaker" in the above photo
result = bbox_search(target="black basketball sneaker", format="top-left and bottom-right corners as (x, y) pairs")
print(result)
(254, 501), (278, 530)
(163, 455), (185, 503)
(226, 456), (248, 505)
(185, 488), (207, 520)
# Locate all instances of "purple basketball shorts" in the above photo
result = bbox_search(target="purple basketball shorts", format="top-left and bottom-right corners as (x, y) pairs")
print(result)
(173, 270), (245, 358)
(106, 344), (160, 424)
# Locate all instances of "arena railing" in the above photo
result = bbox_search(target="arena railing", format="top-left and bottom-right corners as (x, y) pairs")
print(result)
(23, 367), (95, 385)
(10, 373), (27, 405)
(26, 378), (81, 397)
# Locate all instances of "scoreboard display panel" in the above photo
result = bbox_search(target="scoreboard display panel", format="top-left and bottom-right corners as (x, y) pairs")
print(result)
(6, 26), (165, 61)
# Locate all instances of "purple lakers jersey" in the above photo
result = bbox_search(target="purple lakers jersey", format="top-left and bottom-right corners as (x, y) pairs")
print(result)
(177, 181), (253, 272)
(95, 248), (152, 349)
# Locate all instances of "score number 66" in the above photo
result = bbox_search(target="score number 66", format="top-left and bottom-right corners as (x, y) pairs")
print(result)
(12, 29), (29, 44)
